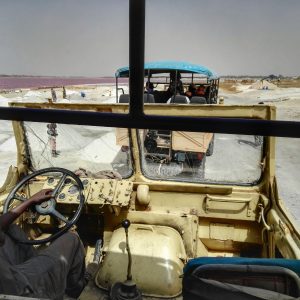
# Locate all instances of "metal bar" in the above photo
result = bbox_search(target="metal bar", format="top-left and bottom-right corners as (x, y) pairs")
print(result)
(116, 76), (118, 103)
(129, 0), (145, 118)
(1, 106), (300, 138)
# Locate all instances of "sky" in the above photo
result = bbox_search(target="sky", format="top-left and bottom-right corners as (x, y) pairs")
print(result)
(0, 0), (300, 76)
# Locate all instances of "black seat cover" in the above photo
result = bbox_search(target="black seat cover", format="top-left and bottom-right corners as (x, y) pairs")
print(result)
(170, 95), (188, 104)
(119, 94), (130, 103)
(190, 96), (207, 104)
(144, 93), (155, 103)
(119, 94), (155, 103)
(183, 264), (300, 299)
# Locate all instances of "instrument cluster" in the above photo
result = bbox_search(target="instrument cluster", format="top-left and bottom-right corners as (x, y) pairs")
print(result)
(43, 176), (133, 207)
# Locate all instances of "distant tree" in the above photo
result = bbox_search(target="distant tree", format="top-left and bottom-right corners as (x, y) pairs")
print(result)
(268, 74), (278, 80)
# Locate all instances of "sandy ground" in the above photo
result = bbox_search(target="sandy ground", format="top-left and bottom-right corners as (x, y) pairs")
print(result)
(0, 82), (300, 223)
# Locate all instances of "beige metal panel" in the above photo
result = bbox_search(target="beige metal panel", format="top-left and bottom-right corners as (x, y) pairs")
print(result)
(199, 220), (262, 244)
(196, 221), (255, 258)
(96, 224), (186, 298)
(143, 191), (261, 221)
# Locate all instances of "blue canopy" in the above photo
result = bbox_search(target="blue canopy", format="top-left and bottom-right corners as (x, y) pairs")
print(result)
(116, 61), (218, 79)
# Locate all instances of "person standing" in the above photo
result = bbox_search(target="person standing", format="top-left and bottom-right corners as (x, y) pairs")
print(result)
(47, 123), (59, 157)
(51, 88), (57, 102)
(62, 86), (67, 99)
(168, 71), (184, 95)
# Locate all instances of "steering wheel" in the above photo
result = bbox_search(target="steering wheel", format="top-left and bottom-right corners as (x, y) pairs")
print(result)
(3, 167), (85, 245)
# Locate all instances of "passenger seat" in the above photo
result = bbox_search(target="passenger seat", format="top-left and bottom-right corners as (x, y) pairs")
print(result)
(170, 95), (188, 104)
(143, 94), (155, 103)
(118, 94), (155, 103)
(190, 96), (207, 104)
(119, 94), (130, 103)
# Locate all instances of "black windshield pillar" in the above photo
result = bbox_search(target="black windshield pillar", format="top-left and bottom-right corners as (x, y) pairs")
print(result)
(129, 0), (145, 119)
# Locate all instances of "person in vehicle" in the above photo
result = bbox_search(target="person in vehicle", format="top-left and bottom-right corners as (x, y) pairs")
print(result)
(185, 83), (196, 98)
(145, 81), (154, 94)
(0, 189), (88, 299)
(168, 71), (184, 95)
(196, 84), (206, 97)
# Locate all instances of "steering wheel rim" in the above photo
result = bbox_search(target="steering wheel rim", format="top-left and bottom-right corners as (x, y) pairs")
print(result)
(3, 167), (85, 245)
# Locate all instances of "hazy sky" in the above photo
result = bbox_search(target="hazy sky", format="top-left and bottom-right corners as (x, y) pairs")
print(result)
(1, 0), (300, 76)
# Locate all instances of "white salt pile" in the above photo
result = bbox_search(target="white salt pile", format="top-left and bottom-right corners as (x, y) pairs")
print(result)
(0, 95), (10, 107)
(250, 80), (277, 90)
(24, 90), (42, 98)
(24, 123), (91, 152)
(79, 131), (119, 163)
(0, 137), (18, 152)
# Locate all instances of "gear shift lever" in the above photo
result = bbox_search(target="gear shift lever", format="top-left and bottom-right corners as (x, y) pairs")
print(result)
(122, 219), (132, 281)
(110, 219), (142, 300)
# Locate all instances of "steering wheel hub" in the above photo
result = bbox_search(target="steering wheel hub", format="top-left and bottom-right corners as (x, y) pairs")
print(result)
(36, 198), (55, 214)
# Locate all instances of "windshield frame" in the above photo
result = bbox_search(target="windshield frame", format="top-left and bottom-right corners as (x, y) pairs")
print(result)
(10, 102), (274, 188)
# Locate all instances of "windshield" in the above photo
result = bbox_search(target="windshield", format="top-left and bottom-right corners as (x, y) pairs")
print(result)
(139, 129), (263, 185)
(22, 122), (133, 178)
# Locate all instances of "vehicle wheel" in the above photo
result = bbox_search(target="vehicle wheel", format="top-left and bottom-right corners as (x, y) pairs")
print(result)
(206, 135), (214, 156)
(191, 155), (206, 180)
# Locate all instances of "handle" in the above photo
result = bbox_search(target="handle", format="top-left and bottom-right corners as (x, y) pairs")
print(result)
(136, 224), (154, 232)
(205, 194), (252, 215)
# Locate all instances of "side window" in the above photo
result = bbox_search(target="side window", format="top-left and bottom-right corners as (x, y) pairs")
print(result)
(0, 120), (17, 187)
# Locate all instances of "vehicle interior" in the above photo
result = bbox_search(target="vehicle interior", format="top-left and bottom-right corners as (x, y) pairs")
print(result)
(1, 1), (300, 300)
(1, 101), (300, 300)
(116, 62), (220, 105)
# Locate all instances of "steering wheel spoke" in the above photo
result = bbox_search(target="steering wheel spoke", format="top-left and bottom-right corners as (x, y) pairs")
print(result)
(52, 174), (67, 197)
(14, 194), (27, 202)
(51, 209), (70, 225)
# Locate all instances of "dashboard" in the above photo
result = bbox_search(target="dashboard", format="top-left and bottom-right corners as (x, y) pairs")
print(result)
(42, 177), (133, 207)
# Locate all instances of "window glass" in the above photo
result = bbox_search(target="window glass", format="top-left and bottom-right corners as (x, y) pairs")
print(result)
(276, 137), (300, 224)
(139, 129), (263, 185)
(23, 122), (133, 179)
(0, 120), (17, 187)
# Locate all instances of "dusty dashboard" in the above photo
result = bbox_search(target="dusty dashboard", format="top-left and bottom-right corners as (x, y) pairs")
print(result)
(42, 176), (133, 212)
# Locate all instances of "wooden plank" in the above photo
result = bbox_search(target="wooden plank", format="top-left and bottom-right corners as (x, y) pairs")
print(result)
(172, 131), (213, 152)
(115, 128), (129, 146)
